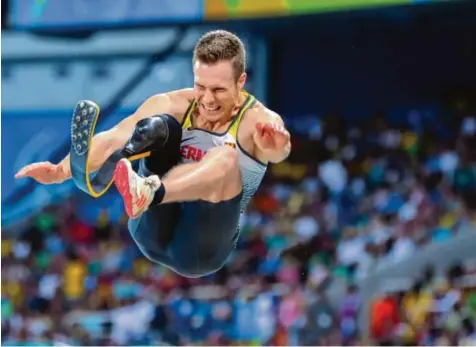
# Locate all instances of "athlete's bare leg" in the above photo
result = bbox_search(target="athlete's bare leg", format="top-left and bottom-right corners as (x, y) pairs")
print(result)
(114, 146), (242, 218)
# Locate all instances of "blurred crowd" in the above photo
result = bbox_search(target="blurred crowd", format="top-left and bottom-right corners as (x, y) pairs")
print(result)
(2, 105), (476, 346)
(369, 262), (476, 346)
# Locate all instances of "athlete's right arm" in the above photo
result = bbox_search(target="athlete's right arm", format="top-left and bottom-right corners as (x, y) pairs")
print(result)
(14, 90), (192, 184)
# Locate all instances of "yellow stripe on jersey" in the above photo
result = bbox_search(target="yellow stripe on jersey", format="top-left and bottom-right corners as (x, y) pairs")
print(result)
(228, 94), (256, 140)
(181, 100), (196, 130)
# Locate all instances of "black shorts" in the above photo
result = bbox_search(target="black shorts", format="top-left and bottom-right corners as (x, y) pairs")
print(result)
(126, 115), (241, 278)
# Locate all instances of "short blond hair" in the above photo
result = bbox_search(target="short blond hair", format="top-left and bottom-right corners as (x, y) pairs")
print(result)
(193, 30), (246, 81)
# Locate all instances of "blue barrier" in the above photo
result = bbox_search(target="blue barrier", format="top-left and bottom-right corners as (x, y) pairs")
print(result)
(1, 109), (132, 226)
(11, 0), (204, 30)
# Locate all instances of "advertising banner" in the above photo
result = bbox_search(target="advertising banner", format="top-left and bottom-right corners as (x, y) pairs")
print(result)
(204, 0), (442, 19)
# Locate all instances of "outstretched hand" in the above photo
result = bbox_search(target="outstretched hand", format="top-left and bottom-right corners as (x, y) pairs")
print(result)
(15, 161), (67, 184)
(253, 121), (290, 152)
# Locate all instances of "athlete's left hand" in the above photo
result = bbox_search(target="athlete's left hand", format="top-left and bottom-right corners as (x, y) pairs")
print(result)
(254, 121), (290, 152)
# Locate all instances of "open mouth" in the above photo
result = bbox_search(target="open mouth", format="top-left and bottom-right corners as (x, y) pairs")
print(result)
(202, 104), (221, 113)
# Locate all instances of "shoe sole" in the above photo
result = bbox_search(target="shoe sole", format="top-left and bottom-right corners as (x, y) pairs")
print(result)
(114, 159), (135, 219)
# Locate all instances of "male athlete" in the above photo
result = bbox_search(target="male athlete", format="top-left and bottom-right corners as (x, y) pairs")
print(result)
(15, 30), (291, 278)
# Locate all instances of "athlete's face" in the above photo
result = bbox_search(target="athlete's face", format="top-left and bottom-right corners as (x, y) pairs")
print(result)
(193, 59), (246, 122)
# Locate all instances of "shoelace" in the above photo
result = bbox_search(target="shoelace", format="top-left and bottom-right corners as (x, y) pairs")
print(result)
(144, 176), (160, 190)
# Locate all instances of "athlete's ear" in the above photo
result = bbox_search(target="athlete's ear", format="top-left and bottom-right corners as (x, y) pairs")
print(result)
(237, 72), (247, 90)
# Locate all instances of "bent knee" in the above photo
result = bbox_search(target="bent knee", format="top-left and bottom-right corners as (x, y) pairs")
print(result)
(173, 261), (225, 278)
(207, 146), (238, 177)
(204, 147), (241, 202)
(207, 145), (237, 165)
(169, 247), (228, 278)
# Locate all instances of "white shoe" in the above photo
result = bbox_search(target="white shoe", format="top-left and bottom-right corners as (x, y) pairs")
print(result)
(114, 158), (161, 219)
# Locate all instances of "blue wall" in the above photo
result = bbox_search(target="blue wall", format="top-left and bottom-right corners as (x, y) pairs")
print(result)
(268, 12), (476, 117)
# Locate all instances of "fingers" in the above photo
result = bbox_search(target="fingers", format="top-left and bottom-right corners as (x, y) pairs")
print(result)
(15, 169), (26, 179)
(15, 164), (36, 178)
(255, 122), (265, 136)
(274, 124), (289, 138)
(257, 122), (289, 138)
(15, 162), (49, 179)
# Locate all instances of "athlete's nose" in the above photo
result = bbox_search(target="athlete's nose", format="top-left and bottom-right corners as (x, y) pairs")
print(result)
(202, 89), (215, 105)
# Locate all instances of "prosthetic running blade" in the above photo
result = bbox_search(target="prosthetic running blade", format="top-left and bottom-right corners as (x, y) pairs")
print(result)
(69, 100), (151, 198)
(70, 100), (121, 198)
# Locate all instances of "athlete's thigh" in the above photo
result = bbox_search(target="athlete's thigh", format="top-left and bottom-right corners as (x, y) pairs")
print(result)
(166, 193), (243, 274)
(128, 202), (181, 261)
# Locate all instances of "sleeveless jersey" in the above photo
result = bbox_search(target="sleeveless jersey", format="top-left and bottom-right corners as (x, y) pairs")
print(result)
(180, 92), (267, 212)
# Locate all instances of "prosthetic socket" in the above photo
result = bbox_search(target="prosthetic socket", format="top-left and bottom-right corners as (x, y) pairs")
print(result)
(122, 116), (170, 157)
